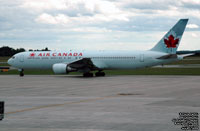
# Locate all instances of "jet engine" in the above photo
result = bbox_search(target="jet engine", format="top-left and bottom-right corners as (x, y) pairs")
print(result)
(52, 63), (76, 74)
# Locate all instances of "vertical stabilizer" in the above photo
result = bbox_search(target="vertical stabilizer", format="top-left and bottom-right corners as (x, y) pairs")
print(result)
(150, 19), (188, 54)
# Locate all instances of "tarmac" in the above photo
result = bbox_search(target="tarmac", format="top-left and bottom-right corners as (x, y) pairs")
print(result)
(0, 75), (199, 131)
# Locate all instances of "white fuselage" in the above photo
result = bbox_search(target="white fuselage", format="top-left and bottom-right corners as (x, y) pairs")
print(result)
(8, 50), (181, 70)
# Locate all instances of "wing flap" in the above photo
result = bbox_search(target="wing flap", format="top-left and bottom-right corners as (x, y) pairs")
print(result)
(67, 58), (98, 71)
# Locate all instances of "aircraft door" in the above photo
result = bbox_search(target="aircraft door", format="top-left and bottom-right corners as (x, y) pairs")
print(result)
(140, 54), (144, 62)
(20, 54), (24, 62)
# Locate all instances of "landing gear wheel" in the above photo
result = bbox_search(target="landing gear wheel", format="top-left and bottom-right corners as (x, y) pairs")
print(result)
(83, 72), (94, 77)
(95, 72), (105, 77)
(20, 72), (24, 77)
(101, 72), (105, 76)
(19, 69), (24, 77)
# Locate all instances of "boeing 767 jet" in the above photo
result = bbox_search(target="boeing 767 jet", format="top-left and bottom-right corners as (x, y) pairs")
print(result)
(8, 19), (189, 77)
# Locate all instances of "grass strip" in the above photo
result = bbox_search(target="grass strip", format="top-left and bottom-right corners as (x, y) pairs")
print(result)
(1, 68), (200, 75)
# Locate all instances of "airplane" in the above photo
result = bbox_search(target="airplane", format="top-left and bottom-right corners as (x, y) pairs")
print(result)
(8, 19), (189, 77)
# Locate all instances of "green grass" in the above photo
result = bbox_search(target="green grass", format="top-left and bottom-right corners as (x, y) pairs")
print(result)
(167, 60), (200, 65)
(0, 69), (54, 75)
(0, 57), (10, 62)
(0, 57), (10, 66)
(184, 56), (200, 59)
(104, 68), (200, 75)
(1, 68), (200, 75)
(0, 63), (9, 66)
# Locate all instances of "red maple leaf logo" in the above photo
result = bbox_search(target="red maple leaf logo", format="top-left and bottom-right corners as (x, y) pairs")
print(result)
(164, 35), (179, 48)
(30, 53), (35, 57)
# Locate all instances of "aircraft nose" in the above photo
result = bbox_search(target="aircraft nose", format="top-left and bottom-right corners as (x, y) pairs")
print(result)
(7, 58), (12, 66)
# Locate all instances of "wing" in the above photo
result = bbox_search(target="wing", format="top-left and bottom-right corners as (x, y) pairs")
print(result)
(67, 58), (99, 72)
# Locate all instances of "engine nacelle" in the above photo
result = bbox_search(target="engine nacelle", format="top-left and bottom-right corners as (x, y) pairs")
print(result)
(52, 63), (67, 74)
(52, 63), (76, 74)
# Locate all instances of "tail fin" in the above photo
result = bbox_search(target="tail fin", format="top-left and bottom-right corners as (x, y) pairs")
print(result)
(150, 19), (188, 54)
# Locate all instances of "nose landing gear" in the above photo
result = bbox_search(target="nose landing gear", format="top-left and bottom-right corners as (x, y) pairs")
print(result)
(19, 69), (24, 77)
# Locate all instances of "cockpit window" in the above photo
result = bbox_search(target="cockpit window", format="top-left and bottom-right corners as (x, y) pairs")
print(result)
(12, 56), (15, 59)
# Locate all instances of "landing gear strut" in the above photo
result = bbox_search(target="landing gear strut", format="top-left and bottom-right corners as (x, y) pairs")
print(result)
(83, 72), (93, 77)
(95, 71), (105, 77)
(19, 69), (24, 77)
(83, 71), (105, 77)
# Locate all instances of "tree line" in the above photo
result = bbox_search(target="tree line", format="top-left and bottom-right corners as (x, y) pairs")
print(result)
(0, 46), (50, 56)
(0, 46), (199, 57)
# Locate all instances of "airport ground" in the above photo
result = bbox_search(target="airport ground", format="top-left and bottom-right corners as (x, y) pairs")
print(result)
(0, 56), (200, 130)
(0, 75), (200, 131)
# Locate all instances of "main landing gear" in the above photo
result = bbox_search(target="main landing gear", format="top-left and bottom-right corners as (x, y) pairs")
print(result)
(83, 72), (93, 77)
(19, 69), (24, 77)
(95, 71), (105, 77)
(83, 71), (105, 77)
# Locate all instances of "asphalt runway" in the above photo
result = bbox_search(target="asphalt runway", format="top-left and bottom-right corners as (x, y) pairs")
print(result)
(0, 75), (199, 131)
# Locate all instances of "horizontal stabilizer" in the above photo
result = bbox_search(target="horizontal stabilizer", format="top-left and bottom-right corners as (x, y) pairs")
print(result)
(157, 54), (177, 59)
(178, 53), (194, 58)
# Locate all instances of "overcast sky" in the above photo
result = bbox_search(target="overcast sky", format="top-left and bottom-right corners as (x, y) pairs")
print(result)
(0, 0), (199, 51)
